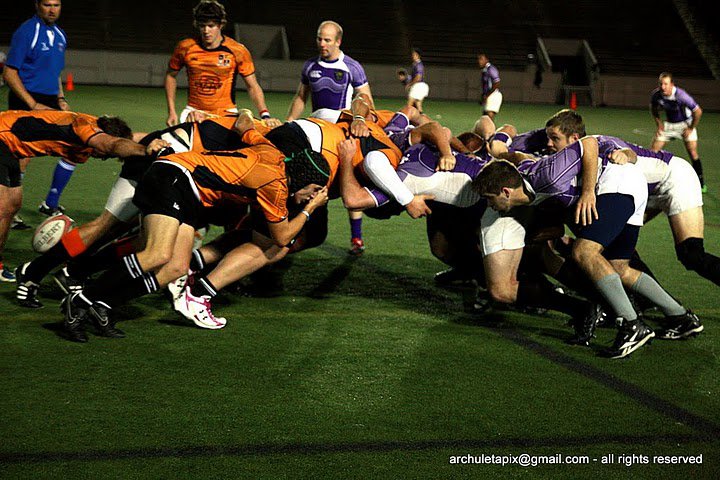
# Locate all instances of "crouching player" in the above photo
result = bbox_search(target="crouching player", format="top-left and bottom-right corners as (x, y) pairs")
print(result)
(61, 119), (329, 342)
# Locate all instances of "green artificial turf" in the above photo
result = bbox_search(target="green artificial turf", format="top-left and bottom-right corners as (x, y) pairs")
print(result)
(0, 86), (718, 479)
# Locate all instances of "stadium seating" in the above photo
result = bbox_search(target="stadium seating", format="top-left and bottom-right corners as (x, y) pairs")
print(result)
(0, 0), (713, 79)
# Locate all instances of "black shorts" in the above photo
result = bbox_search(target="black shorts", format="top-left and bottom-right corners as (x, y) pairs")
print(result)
(0, 141), (21, 187)
(8, 90), (61, 110)
(575, 193), (639, 260)
(132, 162), (205, 229)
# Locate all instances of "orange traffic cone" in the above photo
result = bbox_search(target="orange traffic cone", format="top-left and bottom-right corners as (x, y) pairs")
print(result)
(569, 91), (577, 110)
(66, 72), (74, 91)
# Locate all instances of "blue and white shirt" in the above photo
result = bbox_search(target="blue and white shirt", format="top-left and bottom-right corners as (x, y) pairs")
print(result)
(6, 14), (67, 95)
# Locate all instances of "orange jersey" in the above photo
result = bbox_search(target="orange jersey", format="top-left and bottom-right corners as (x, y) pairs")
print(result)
(0, 110), (102, 163)
(163, 130), (288, 223)
(301, 117), (402, 183)
(169, 36), (256, 112)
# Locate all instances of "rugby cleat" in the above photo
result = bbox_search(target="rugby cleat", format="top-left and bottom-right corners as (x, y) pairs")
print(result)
(61, 294), (88, 343)
(86, 302), (125, 338)
(52, 267), (84, 295)
(567, 303), (606, 346)
(600, 318), (654, 359)
(38, 201), (66, 217)
(176, 289), (226, 329)
(1, 267), (17, 283)
(656, 310), (703, 340)
(11, 214), (32, 230)
(15, 263), (42, 308)
(349, 237), (365, 256)
(168, 274), (189, 306)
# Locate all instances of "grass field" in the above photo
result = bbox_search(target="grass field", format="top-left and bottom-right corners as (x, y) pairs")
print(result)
(1, 86), (719, 479)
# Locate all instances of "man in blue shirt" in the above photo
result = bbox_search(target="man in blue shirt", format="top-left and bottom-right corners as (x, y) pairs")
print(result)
(3, 0), (74, 221)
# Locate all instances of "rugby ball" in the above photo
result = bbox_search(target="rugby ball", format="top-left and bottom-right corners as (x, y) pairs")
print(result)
(32, 214), (74, 253)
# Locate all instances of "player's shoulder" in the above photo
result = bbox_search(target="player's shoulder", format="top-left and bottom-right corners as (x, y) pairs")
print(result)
(222, 36), (249, 51)
(341, 53), (364, 68)
(13, 16), (41, 37)
(175, 37), (199, 51)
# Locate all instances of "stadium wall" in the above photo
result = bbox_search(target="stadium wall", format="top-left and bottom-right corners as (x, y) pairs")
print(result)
(3, 47), (719, 110)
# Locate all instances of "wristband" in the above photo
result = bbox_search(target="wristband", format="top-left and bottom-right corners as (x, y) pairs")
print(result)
(58, 96), (67, 101)
(301, 210), (311, 220)
(353, 115), (366, 122)
(259, 109), (271, 119)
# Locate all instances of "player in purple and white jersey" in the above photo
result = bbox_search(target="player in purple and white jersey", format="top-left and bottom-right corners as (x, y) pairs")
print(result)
(474, 137), (696, 358)
(600, 135), (720, 288)
(287, 21), (373, 122)
(477, 53), (502, 119)
(650, 72), (705, 191)
(397, 48), (429, 113)
(286, 20), (374, 256)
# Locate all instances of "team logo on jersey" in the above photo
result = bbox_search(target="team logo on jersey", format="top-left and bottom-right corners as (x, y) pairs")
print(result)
(334, 71), (344, 81)
(217, 54), (231, 67)
(195, 75), (222, 95)
(309, 70), (322, 79)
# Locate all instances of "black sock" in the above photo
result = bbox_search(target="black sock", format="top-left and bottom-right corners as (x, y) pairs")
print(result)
(692, 158), (705, 186)
(190, 275), (218, 298)
(68, 240), (129, 279)
(554, 260), (602, 302)
(24, 241), (72, 283)
(81, 254), (159, 307)
(628, 250), (657, 280)
(190, 249), (205, 272)
(516, 273), (588, 318)
(676, 237), (720, 286)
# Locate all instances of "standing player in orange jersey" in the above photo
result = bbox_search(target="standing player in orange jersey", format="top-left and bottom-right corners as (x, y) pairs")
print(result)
(164, 1), (281, 128)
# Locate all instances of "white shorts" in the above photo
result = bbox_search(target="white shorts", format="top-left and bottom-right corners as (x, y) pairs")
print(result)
(104, 176), (139, 222)
(655, 120), (698, 142)
(179, 105), (238, 122)
(310, 108), (342, 123)
(647, 156), (703, 216)
(401, 171), (480, 208)
(597, 163), (648, 226)
(479, 206), (534, 257)
(408, 82), (429, 101)
(484, 90), (503, 113)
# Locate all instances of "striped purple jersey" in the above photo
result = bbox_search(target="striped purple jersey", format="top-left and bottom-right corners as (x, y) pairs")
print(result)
(493, 128), (549, 156)
(405, 60), (425, 84)
(517, 141), (584, 208)
(595, 135), (673, 193)
(481, 63), (500, 95)
(650, 86), (699, 123)
(301, 51), (368, 111)
(368, 143), (489, 206)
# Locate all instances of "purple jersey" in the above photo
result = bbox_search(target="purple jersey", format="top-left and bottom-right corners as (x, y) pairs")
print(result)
(595, 135), (673, 193)
(301, 52), (369, 111)
(481, 63), (500, 95)
(368, 143), (489, 207)
(650, 86), (699, 123)
(405, 60), (425, 85)
(494, 128), (549, 156)
(517, 142), (584, 208)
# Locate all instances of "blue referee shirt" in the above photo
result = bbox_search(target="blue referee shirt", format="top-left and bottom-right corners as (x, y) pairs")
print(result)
(6, 14), (67, 96)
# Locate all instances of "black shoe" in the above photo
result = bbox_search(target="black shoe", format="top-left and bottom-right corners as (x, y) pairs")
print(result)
(657, 310), (703, 340)
(600, 319), (654, 359)
(87, 303), (125, 338)
(15, 263), (43, 308)
(61, 294), (88, 343)
(53, 267), (84, 295)
(473, 287), (494, 313)
(434, 267), (474, 286)
(567, 303), (605, 346)
(11, 214), (32, 230)
(38, 201), (65, 217)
